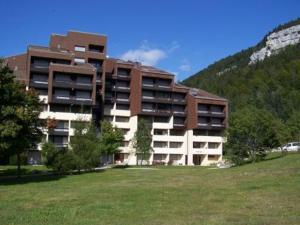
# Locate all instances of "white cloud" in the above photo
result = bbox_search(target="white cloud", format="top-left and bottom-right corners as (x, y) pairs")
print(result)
(179, 59), (191, 72)
(120, 40), (180, 66)
(121, 48), (166, 66)
(168, 41), (180, 53)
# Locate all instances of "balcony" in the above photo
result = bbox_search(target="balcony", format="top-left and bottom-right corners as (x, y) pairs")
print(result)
(29, 80), (48, 88)
(115, 98), (130, 104)
(48, 128), (69, 136)
(53, 80), (93, 90)
(197, 123), (226, 130)
(30, 64), (49, 73)
(172, 98), (186, 104)
(52, 95), (93, 105)
(142, 83), (172, 91)
(113, 85), (131, 92)
(198, 110), (226, 118)
(141, 108), (171, 116)
(173, 110), (187, 116)
(54, 143), (68, 148)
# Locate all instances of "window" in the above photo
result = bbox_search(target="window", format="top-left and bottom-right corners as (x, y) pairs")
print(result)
(103, 116), (113, 122)
(117, 68), (130, 77)
(88, 59), (103, 69)
(55, 73), (71, 82)
(70, 105), (91, 113)
(156, 91), (171, 99)
(193, 129), (207, 136)
(170, 129), (185, 136)
(54, 89), (70, 97)
(211, 118), (223, 126)
(198, 104), (209, 112)
(208, 130), (223, 136)
(116, 104), (129, 110)
(77, 76), (91, 85)
(35, 88), (48, 95)
(31, 57), (49, 67)
(193, 142), (205, 149)
(211, 105), (224, 114)
(198, 117), (209, 125)
(208, 155), (219, 160)
(74, 46), (86, 52)
(76, 91), (91, 100)
(31, 74), (48, 83)
(50, 104), (70, 112)
(121, 141), (129, 147)
(42, 104), (48, 112)
(173, 92), (186, 101)
(169, 142), (183, 148)
(174, 117), (185, 125)
(154, 116), (169, 123)
(153, 154), (167, 161)
(142, 77), (155, 86)
(74, 58), (85, 64)
(89, 44), (104, 53)
(116, 92), (130, 100)
(142, 103), (155, 112)
(173, 105), (185, 113)
(153, 141), (168, 148)
(157, 79), (171, 87)
(56, 121), (69, 130)
(208, 142), (220, 149)
(153, 129), (168, 135)
(71, 121), (89, 129)
(142, 90), (154, 99)
(121, 129), (130, 135)
(115, 116), (129, 123)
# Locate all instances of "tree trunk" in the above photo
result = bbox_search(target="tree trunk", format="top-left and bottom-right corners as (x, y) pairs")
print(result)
(17, 152), (21, 178)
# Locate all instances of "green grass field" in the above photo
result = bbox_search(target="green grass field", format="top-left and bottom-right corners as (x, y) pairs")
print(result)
(0, 153), (299, 225)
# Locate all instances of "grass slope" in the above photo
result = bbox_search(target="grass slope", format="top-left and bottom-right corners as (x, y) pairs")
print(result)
(0, 153), (299, 225)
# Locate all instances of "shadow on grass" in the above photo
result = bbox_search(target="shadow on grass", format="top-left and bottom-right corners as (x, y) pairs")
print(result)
(264, 152), (286, 161)
(0, 168), (106, 186)
(0, 174), (66, 186)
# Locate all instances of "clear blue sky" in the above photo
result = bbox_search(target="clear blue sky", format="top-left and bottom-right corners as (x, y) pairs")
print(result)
(1, 0), (299, 80)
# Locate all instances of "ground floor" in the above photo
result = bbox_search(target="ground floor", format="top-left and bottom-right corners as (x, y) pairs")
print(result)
(26, 150), (222, 166)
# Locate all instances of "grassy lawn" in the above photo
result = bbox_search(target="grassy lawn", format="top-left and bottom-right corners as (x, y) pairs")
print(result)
(0, 153), (299, 225)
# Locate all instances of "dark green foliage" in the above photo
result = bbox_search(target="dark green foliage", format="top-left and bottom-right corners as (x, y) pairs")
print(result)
(286, 111), (300, 141)
(99, 120), (124, 155)
(225, 107), (289, 165)
(70, 121), (101, 172)
(0, 59), (43, 176)
(41, 142), (75, 173)
(132, 119), (153, 165)
(183, 19), (300, 152)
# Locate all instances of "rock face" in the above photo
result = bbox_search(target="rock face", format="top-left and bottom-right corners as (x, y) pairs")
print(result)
(250, 24), (300, 64)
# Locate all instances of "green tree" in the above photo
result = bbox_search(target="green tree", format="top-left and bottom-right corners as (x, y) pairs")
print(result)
(132, 119), (153, 165)
(41, 142), (75, 174)
(286, 111), (300, 141)
(99, 120), (124, 158)
(225, 107), (288, 165)
(0, 60), (43, 177)
(70, 121), (101, 172)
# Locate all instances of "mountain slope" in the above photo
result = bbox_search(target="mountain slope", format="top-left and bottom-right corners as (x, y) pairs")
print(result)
(183, 18), (300, 121)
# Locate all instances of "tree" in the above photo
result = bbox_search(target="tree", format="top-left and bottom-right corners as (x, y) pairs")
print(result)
(69, 120), (101, 172)
(286, 111), (300, 141)
(132, 119), (153, 165)
(99, 120), (124, 160)
(41, 142), (75, 174)
(0, 60), (43, 177)
(225, 107), (289, 165)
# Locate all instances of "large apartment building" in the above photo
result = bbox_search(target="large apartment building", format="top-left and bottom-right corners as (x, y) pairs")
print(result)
(5, 31), (228, 166)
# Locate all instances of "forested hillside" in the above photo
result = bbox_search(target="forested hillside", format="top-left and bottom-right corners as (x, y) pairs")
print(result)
(183, 19), (300, 122)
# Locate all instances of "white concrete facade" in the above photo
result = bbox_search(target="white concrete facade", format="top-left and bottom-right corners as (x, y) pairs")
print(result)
(104, 103), (224, 166)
